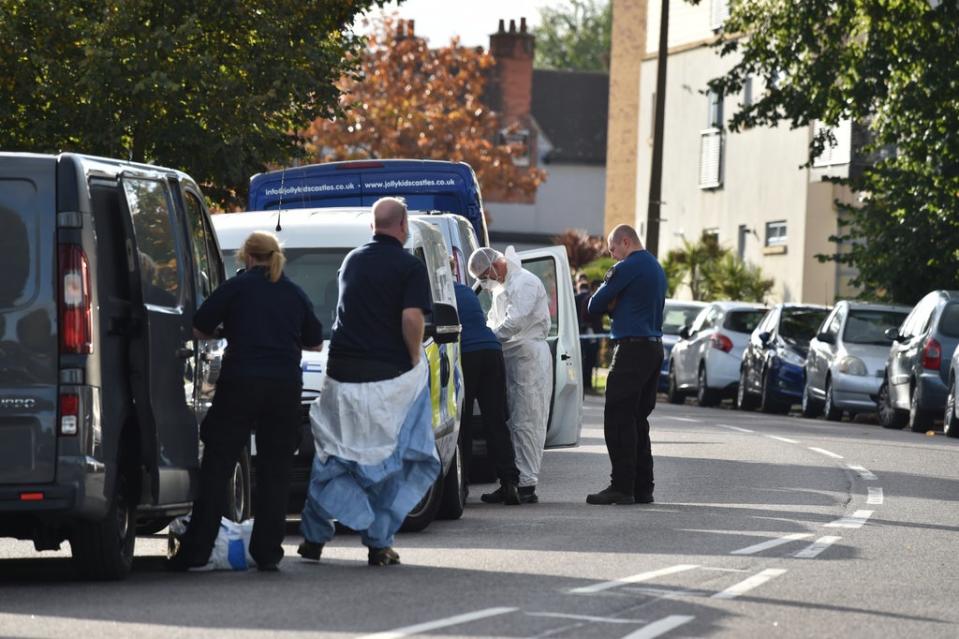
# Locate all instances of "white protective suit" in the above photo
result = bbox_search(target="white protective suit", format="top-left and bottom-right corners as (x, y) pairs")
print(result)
(475, 247), (552, 488)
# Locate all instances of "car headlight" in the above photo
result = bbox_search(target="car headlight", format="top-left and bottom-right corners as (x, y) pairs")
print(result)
(837, 355), (867, 376)
(776, 347), (804, 367)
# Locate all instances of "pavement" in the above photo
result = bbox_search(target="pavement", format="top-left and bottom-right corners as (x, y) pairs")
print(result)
(1, 395), (958, 638)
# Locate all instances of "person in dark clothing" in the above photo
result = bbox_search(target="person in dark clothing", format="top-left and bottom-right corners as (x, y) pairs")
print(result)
(575, 280), (604, 393)
(453, 280), (522, 506)
(169, 231), (324, 571)
(586, 224), (666, 506)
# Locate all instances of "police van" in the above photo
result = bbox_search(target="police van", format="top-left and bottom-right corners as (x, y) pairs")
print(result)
(212, 209), (466, 531)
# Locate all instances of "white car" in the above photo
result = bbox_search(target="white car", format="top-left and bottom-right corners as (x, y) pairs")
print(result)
(667, 301), (768, 406)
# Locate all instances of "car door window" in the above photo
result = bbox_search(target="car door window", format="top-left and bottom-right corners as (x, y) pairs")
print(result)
(690, 307), (711, 333)
(523, 257), (559, 338)
(826, 311), (843, 339)
(123, 178), (181, 308)
(182, 191), (217, 307)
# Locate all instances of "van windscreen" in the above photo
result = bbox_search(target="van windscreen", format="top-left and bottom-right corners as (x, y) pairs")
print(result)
(0, 180), (38, 309)
(282, 248), (350, 339)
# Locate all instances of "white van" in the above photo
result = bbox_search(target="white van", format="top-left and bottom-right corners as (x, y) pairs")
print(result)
(212, 208), (465, 532)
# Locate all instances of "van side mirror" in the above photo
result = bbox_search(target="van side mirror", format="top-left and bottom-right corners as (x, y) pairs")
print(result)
(426, 302), (461, 344)
(816, 331), (835, 344)
(679, 325), (692, 340)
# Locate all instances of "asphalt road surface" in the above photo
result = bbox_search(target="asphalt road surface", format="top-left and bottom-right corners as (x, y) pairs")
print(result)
(2, 395), (958, 638)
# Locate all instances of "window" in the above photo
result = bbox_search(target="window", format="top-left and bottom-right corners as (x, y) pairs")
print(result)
(737, 224), (749, 260)
(765, 221), (787, 247)
(742, 76), (753, 108)
(283, 248), (350, 339)
(711, 0), (730, 30)
(844, 310), (909, 344)
(699, 129), (723, 188)
(813, 119), (852, 167)
(825, 311), (843, 339)
(937, 304), (959, 338)
(183, 192), (219, 306)
(0, 179), (37, 309)
(523, 257), (559, 338)
(780, 308), (830, 344)
(707, 89), (724, 129)
(499, 128), (531, 167)
(724, 309), (766, 334)
(123, 178), (181, 308)
(662, 303), (705, 335)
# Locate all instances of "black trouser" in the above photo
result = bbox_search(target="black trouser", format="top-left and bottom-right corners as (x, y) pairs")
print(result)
(581, 334), (598, 391)
(603, 340), (663, 496)
(460, 348), (520, 486)
(179, 377), (301, 567)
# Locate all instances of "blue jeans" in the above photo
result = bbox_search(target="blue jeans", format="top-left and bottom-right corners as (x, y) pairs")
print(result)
(300, 494), (394, 549)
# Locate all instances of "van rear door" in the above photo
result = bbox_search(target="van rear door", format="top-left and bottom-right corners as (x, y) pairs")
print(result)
(0, 155), (59, 484)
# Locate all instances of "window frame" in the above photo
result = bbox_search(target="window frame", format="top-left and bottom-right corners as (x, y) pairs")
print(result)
(765, 220), (788, 247)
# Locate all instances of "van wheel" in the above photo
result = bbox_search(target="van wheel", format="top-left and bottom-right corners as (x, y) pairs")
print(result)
(400, 474), (443, 532)
(878, 381), (907, 429)
(70, 463), (137, 580)
(438, 440), (466, 520)
(225, 448), (252, 522)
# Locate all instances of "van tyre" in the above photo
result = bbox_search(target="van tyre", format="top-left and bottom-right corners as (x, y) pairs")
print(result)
(225, 448), (252, 522)
(70, 462), (137, 580)
(438, 440), (466, 520)
(823, 378), (843, 422)
(696, 365), (720, 407)
(666, 364), (684, 404)
(908, 384), (934, 433)
(400, 473), (443, 532)
(944, 379), (959, 438)
(736, 367), (758, 411)
(878, 381), (907, 429)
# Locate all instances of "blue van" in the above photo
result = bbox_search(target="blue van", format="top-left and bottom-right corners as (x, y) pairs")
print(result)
(248, 159), (489, 246)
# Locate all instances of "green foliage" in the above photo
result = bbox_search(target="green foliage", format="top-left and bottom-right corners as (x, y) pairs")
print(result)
(0, 0), (389, 208)
(702, 254), (774, 304)
(580, 256), (616, 284)
(665, 232), (727, 301)
(696, 0), (959, 305)
(533, 0), (611, 71)
(660, 253), (685, 298)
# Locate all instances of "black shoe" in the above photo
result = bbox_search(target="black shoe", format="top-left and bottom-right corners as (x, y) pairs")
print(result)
(165, 552), (211, 572)
(502, 482), (521, 506)
(367, 546), (401, 567)
(518, 486), (539, 504)
(297, 540), (324, 562)
(481, 486), (506, 504)
(635, 494), (655, 504)
(257, 562), (280, 572)
(586, 486), (636, 505)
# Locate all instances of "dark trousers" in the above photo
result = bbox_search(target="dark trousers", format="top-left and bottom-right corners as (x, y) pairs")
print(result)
(460, 348), (520, 486)
(581, 335), (598, 391)
(179, 377), (301, 566)
(603, 340), (663, 496)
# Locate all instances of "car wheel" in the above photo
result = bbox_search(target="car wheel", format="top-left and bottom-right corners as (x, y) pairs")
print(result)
(696, 365), (720, 407)
(878, 380), (907, 429)
(944, 379), (959, 438)
(760, 370), (788, 414)
(736, 366), (758, 411)
(70, 458), (137, 580)
(823, 378), (843, 422)
(666, 364), (685, 405)
(438, 439), (466, 520)
(801, 377), (822, 418)
(225, 447), (252, 522)
(908, 383), (934, 433)
(400, 472), (444, 532)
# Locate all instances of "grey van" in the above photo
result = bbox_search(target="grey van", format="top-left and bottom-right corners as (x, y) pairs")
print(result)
(0, 153), (233, 579)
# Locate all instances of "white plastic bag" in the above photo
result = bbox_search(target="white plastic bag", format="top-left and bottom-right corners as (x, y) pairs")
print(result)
(168, 516), (256, 571)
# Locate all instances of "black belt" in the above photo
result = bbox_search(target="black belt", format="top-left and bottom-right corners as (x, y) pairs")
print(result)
(612, 336), (662, 344)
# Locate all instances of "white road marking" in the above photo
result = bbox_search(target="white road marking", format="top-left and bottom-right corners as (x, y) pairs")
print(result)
(711, 568), (788, 600)
(569, 564), (699, 594)
(794, 536), (842, 559)
(825, 509), (874, 529)
(717, 424), (754, 433)
(867, 487), (884, 505)
(767, 435), (799, 444)
(730, 532), (813, 555)
(671, 416), (701, 422)
(808, 447), (844, 459)
(357, 607), (517, 639)
(526, 612), (646, 624)
(620, 615), (696, 639)
(847, 464), (878, 480)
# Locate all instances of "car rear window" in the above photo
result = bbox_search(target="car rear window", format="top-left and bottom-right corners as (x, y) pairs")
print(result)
(780, 308), (830, 343)
(0, 179), (38, 309)
(844, 310), (909, 344)
(938, 304), (959, 338)
(662, 304), (703, 335)
(724, 309), (766, 334)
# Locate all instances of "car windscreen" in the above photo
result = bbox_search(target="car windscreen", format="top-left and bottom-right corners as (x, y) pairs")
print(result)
(779, 308), (829, 344)
(662, 304), (703, 335)
(938, 303), (959, 338)
(281, 248), (350, 339)
(844, 310), (909, 344)
(0, 181), (37, 309)
(724, 309), (766, 334)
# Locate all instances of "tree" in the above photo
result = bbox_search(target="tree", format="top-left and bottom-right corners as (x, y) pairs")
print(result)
(664, 232), (729, 301)
(554, 229), (606, 271)
(302, 16), (544, 203)
(533, 0), (612, 71)
(0, 0), (389, 208)
(696, 0), (959, 304)
(702, 254), (774, 304)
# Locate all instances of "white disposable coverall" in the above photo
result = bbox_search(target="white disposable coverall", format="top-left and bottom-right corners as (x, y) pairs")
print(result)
(487, 247), (552, 488)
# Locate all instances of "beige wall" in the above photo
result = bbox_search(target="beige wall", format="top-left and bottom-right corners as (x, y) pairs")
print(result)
(644, 0), (713, 55)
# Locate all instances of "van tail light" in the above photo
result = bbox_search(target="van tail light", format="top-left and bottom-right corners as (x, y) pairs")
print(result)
(59, 393), (79, 436)
(921, 338), (942, 370)
(710, 333), (734, 353)
(59, 244), (92, 354)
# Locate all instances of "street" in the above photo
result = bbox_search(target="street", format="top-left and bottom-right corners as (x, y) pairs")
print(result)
(2, 395), (958, 638)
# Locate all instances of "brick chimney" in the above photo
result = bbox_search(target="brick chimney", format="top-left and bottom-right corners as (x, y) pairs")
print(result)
(488, 17), (534, 127)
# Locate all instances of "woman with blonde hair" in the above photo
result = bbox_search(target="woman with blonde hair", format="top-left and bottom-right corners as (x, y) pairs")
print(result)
(169, 230), (323, 572)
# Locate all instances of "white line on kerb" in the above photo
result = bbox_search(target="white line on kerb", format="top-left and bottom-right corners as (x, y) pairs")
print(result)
(711, 568), (788, 600)
(569, 564), (699, 594)
(825, 509), (874, 529)
(767, 435), (800, 444)
(717, 424), (755, 433)
(847, 464), (878, 480)
(794, 536), (842, 559)
(730, 532), (813, 555)
(357, 607), (517, 639)
(867, 487), (884, 505)
(620, 615), (696, 639)
(808, 447), (844, 459)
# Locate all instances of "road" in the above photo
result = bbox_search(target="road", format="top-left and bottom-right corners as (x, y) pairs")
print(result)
(2, 395), (958, 638)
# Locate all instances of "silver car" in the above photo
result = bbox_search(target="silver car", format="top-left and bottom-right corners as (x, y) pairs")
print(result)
(802, 301), (909, 420)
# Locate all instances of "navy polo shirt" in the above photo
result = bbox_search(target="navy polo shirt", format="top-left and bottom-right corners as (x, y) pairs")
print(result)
(454, 282), (500, 354)
(587, 250), (666, 339)
(194, 266), (323, 383)
(328, 235), (432, 371)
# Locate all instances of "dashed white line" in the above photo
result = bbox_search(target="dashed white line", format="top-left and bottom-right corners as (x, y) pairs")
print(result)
(846, 464), (878, 480)
(358, 607), (517, 639)
(825, 509), (874, 529)
(794, 536), (842, 559)
(767, 435), (799, 444)
(526, 612), (646, 625)
(867, 487), (884, 505)
(711, 568), (788, 600)
(620, 615), (696, 639)
(569, 564), (699, 594)
(808, 447), (844, 459)
(717, 424), (754, 433)
(730, 532), (813, 555)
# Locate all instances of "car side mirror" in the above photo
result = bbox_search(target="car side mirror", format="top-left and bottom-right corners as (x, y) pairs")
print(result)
(426, 302), (461, 344)
(884, 327), (904, 342)
(816, 331), (835, 344)
(679, 325), (692, 340)
(758, 331), (772, 346)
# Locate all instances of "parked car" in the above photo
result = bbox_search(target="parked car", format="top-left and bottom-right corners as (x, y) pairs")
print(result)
(802, 301), (909, 421)
(658, 300), (708, 392)
(738, 304), (831, 413)
(941, 344), (959, 438)
(879, 290), (959, 432)
(667, 301), (767, 405)
(0, 152), (231, 579)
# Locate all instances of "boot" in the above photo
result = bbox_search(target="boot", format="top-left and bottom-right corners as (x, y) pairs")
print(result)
(518, 486), (539, 504)
(367, 546), (401, 567)
(586, 485), (636, 505)
(297, 540), (324, 562)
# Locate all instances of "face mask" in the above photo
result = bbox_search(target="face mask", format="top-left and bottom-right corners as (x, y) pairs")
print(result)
(480, 276), (503, 293)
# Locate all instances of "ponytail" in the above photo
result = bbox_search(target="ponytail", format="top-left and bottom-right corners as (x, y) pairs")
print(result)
(237, 231), (285, 283)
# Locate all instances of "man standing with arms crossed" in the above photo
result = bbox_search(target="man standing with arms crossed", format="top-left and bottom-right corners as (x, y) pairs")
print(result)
(586, 224), (666, 505)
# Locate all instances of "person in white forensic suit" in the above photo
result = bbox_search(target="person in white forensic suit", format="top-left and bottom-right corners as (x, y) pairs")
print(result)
(468, 247), (551, 504)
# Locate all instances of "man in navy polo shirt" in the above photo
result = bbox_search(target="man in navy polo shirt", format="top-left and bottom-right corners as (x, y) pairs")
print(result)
(586, 224), (666, 506)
